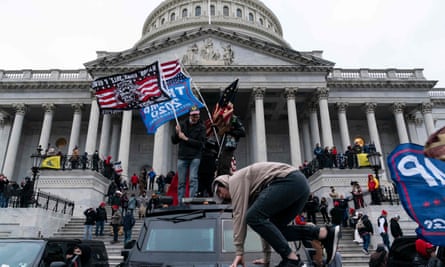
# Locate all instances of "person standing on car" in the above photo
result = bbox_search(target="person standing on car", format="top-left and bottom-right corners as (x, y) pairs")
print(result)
(171, 106), (206, 203)
(389, 214), (403, 240)
(83, 207), (96, 240)
(95, 202), (107, 237)
(213, 162), (341, 267)
(378, 210), (391, 249)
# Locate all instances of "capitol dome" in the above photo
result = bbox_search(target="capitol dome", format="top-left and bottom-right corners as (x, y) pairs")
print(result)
(134, 0), (289, 48)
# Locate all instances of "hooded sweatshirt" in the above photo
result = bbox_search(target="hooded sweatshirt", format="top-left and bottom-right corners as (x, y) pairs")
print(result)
(212, 162), (298, 256)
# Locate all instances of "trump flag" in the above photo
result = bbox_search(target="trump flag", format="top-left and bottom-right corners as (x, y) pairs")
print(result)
(140, 71), (204, 134)
(387, 143), (445, 246)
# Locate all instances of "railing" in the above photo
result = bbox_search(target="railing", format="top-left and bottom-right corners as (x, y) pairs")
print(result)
(5, 190), (75, 216)
(329, 68), (425, 81)
(0, 69), (91, 81)
(380, 185), (400, 205)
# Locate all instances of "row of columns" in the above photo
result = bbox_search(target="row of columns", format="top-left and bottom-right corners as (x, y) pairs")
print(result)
(0, 89), (437, 180)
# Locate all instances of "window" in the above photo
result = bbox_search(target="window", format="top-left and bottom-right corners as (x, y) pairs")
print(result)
(222, 220), (263, 252)
(223, 6), (229, 16)
(236, 8), (242, 18)
(195, 6), (201, 16)
(210, 5), (215, 16)
(161, 18), (165, 25)
(259, 18), (263, 25)
(248, 12), (254, 22)
(170, 12), (176, 21)
(182, 8), (188, 18)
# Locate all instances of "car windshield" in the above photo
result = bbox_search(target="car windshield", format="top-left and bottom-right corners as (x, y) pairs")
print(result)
(222, 219), (263, 252)
(0, 241), (44, 267)
(144, 219), (215, 252)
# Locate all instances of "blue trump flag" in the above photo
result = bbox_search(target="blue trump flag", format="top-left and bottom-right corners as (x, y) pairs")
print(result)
(387, 143), (445, 246)
(140, 71), (204, 134)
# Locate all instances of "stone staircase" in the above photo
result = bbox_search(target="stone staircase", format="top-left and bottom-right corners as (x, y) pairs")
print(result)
(336, 227), (369, 267)
(52, 206), (143, 266)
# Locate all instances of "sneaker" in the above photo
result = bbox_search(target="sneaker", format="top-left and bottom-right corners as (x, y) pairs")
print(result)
(322, 225), (341, 264)
(362, 248), (369, 255)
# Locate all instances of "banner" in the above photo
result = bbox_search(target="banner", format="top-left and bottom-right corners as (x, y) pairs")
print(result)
(40, 156), (61, 169)
(387, 143), (445, 246)
(92, 61), (170, 112)
(140, 71), (204, 134)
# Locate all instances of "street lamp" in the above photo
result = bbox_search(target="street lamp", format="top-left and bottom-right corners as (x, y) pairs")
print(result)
(367, 151), (382, 204)
(30, 146), (43, 190)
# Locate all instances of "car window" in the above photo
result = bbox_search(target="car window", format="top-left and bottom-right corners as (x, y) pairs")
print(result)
(0, 241), (44, 267)
(222, 220), (263, 252)
(144, 219), (215, 252)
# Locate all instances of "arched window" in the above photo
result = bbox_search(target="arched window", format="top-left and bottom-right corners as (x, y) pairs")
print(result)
(223, 6), (229, 16)
(248, 12), (254, 22)
(236, 8), (242, 18)
(161, 18), (165, 25)
(195, 6), (201, 16)
(210, 5), (215, 16)
(182, 8), (188, 18)
(259, 18), (263, 25)
(170, 12), (176, 21)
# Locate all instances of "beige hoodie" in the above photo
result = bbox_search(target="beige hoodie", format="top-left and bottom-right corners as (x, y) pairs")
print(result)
(212, 162), (298, 256)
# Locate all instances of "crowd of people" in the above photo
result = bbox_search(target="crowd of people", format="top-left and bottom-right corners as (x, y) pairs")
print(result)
(0, 173), (36, 208)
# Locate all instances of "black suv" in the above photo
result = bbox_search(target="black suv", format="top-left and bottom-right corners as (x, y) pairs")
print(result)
(388, 236), (445, 266)
(0, 238), (109, 267)
(120, 200), (314, 267)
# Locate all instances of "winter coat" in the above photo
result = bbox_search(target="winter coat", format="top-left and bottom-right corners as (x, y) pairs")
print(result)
(95, 207), (107, 222)
(171, 119), (206, 160)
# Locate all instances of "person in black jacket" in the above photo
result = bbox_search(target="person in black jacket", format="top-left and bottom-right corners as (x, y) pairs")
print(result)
(95, 202), (107, 236)
(390, 214), (403, 240)
(171, 106), (206, 204)
(83, 207), (96, 240)
(357, 214), (374, 254)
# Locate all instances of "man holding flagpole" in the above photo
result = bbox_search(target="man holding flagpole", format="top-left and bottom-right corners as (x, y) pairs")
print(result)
(171, 106), (206, 204)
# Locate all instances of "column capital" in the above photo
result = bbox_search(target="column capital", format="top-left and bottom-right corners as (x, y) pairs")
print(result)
(317, 87), (329, 99)
(71, 103), (84, 113)
(42, 103), (56, 113)
(391, 102), (406, 114)
(421, 102), (433, 114)
(284, 87), (298, 100)
(253, 87), (266, 99)
(12, 103), (26, 114)
(364, 102), (377, 113)
(336, 102), (349, 112)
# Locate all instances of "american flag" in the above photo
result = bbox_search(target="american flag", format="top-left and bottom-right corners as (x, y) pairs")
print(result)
(206, 79), (239, 136)
(93, 60), (181, 112)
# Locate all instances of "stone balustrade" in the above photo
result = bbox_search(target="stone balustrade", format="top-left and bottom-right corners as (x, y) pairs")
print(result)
(330, 68), (426, 80)
(0, 69), (91, 81)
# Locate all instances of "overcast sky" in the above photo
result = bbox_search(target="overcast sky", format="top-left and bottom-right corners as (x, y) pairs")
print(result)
(0, 0), (443, 87)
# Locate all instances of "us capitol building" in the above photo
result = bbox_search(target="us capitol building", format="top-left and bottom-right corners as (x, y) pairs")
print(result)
(0, 0), (444, 198)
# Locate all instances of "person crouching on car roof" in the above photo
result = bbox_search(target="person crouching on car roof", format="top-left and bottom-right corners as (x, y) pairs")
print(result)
(213, 162), (341, 267)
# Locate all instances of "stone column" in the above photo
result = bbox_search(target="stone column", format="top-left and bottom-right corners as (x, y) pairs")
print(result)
(38, 103), (56, 151)
(0, 111), (11, 172)
(68, 104), (83, 155)
(3, 104), (26, 179)
(153, 123), (170, 175)
(317, 88), (333, 148)
(406, 114), (420, 145)
(392, 103), (409, 144)
(98, 113), (111, 157)
(421, 102), (435, 136)
(336, 102), (351, 151)
(364, 102), (383, 154)
(85, 99), (100, 155)
(308, 102), (321, 147)
(250, 108), (258, 162)
(285, 88), (301, 166)
(118, 110), (132, 180)
(301, 119), (312, 161)
(254, 88), (267, 162)
(110, 114), (121, 161)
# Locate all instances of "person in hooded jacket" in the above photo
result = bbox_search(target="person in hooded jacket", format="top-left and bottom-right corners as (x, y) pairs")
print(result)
(212, 162), (340, 267)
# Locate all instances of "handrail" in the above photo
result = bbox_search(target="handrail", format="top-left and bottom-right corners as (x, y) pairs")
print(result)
(6, 190), (75, 216)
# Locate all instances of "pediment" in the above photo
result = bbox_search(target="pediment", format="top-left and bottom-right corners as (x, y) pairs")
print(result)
(85, 27), (334, 75)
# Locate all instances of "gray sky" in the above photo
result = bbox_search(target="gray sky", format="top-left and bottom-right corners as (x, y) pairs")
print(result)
(0, 0), (443, 87)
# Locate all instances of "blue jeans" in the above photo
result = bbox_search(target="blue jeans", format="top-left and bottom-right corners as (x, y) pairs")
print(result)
(95, 220), (105, 236)
(246, 171), (318, 259)
(177, 158), (200, 203)
(124, 229), (132, 245)
(84, 224), (93, 240)
(362, 232), (371, 251)
(381, 232), (391, 249)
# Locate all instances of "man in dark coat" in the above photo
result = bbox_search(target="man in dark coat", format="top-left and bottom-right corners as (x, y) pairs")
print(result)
(390, 214), (403, 240)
